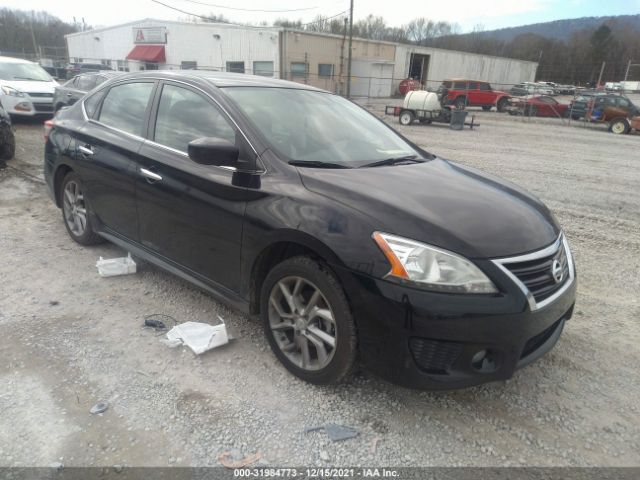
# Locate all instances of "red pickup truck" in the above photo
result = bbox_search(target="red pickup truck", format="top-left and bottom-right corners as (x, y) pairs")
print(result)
(439, 79), (511, 112)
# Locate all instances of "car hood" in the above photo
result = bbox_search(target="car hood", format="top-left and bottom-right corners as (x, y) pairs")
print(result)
(0, 79), (56, 94)
(297, 158), (559, 259)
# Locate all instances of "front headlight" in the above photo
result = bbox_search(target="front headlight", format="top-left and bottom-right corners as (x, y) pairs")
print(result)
(372, 232), (498, 294)
(1, 85), (26, 97)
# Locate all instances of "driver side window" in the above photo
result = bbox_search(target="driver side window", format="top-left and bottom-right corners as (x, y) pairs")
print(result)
(154, 84), (236, 153)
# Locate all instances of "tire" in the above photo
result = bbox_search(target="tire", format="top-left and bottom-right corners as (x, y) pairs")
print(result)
(260, 256), (357, 385)
(497, 97), (509, 113)
(609, 118), (630, 134)
(399, 110), (415, 125)
(481, 106), (492, 111)
(0, 126), (15, 160)
(60, 172), (104, 245)
(454, 96), (467, 109)
(527, 106), (538, 117)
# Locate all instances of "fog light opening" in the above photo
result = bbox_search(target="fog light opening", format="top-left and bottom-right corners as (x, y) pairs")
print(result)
(471, 349), (498, 373)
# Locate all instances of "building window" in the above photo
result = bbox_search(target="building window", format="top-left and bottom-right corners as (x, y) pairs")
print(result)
(101, 59), (111, 67)
(116, 60), (129, 72)
(291, 62), (307, 78)
(181, 61), (198, 70)
(226, 61), (245, 73)
(253, 61), (274, 77)
(318, 64), (334, 78)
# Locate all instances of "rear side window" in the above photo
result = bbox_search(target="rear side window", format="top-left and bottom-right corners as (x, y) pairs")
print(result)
(153, 84), (236, 152)
(83, 90), (106, 118)
(76, 75), (96, 91)
(98, 82), (154, 137)
(453, 81), (467, 89)
(468, 82), (479, 90)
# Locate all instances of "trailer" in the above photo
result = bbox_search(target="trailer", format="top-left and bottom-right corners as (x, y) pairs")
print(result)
(385, 90), (479, 130)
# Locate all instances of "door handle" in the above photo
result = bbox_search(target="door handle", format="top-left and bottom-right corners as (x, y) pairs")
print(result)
(140, 168), (162, 182)
(78, 145), (94, 156)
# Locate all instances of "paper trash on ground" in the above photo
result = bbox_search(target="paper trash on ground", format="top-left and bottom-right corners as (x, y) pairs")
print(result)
(166, 320), (229, 354)
(96, 253), (137, 277)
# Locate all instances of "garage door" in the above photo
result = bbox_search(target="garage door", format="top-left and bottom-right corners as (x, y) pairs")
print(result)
(350, 61), (394, 97)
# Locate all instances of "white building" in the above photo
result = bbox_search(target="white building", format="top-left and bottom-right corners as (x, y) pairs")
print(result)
(66, 18), (538, 96)
(66, 19), (280, 75)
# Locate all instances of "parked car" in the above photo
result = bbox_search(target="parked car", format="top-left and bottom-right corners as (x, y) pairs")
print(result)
(439, 79), (511, 111)
(53, 71), (122, 112)
(44, 71), (576, 390)
(507, 95), (570, 118)
(570, 94), (639, 127)
(65, 62), (113, 79)
(0, 56), (58, 117)
(510, 82), (554, 97)
(0, 102), (15, 166)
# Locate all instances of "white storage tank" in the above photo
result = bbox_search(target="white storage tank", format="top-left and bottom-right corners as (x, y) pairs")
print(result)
(403, 90), (441, 111)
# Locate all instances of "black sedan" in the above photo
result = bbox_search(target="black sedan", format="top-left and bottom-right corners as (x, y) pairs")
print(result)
(0, 102), (15, 167)
(44, 71), (576, 390)
(53, 71), (122, 112)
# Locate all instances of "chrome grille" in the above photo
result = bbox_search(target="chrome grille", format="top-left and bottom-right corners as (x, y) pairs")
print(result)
(27, 92), (53, 98)
(493, 234), (574, 311)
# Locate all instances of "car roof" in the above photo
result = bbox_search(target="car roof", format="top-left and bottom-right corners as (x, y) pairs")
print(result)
(0, 56), (34, 64)
(113, 70), (325, 91)
(75, 71), (122, 78)
(444, 79), (489, 83)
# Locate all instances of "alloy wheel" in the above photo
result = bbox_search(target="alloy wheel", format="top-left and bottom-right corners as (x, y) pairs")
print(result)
(62, 181), (87, 236)
(268, 276), (337, 371)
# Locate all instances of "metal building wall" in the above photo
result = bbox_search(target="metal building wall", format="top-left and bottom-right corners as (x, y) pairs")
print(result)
(65, 19), (280, 74)
(280, 30), (395, 95)
(393, 45), (538, 93)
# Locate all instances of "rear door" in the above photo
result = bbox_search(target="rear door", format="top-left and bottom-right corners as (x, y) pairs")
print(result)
(466, 82), (480, 105)
(75, 80), (156, 240)
(135, 81), (252, 293)
(476, 82), (495, 106)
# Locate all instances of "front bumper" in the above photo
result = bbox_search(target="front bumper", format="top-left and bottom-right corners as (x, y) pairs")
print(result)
(1, 94), (53, 116)
(335, 259), (577, 390)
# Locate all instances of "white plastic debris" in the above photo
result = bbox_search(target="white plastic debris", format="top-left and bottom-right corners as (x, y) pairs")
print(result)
(165, 320), (229, 355)
(96, 253), (137, 277)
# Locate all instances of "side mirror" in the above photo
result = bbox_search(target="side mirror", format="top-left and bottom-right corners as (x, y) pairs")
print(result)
(188, 137), (239, 167)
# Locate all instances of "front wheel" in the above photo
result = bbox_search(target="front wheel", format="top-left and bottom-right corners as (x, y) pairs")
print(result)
(399, 110), (415, 125)
(609, 118), (630, 134)
(0, 125), (15, 160)
(260, 256), (357, 385)
(60, 172), (104, 245)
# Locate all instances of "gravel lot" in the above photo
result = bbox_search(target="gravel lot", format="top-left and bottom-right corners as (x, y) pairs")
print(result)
(1, 103), (639, 469)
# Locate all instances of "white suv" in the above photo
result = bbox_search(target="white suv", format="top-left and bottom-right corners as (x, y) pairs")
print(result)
(0, 56), (58, 116)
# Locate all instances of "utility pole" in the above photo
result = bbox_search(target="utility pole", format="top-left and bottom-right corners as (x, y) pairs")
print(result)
(29, 11), (38, 59)
(346, 0), (354, 98)
(624, 59), (632, 83)
(596, 61), (606, 88)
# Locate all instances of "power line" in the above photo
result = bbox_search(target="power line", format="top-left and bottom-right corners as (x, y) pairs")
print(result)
(174, 0), (319, 13)
(151, 0), (348, 28)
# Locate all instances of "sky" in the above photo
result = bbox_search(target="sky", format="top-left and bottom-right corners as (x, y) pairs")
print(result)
(2, 0), (640, 32)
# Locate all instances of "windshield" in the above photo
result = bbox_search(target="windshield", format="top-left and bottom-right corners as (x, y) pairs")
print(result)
(222, 87), (425, 167)
(0, 62), (52, 82)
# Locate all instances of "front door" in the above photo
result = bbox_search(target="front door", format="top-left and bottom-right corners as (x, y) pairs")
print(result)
(135, 82), (251, 293)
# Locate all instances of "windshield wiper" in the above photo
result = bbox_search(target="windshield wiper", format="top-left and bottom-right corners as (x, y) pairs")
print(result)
(359, 155), (424, 168)
(14, 77), (45, 81)
(289, 160), (352, 169)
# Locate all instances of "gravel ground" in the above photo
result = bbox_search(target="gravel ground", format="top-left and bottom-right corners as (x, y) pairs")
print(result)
(1, 105), (639, 469)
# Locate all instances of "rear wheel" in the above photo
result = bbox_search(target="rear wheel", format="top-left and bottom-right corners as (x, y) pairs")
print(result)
(609, 118), (630, 134)
(260, 256), (357, 385)
(399, 110), (415, 125)
(60, 172), (104, 245)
